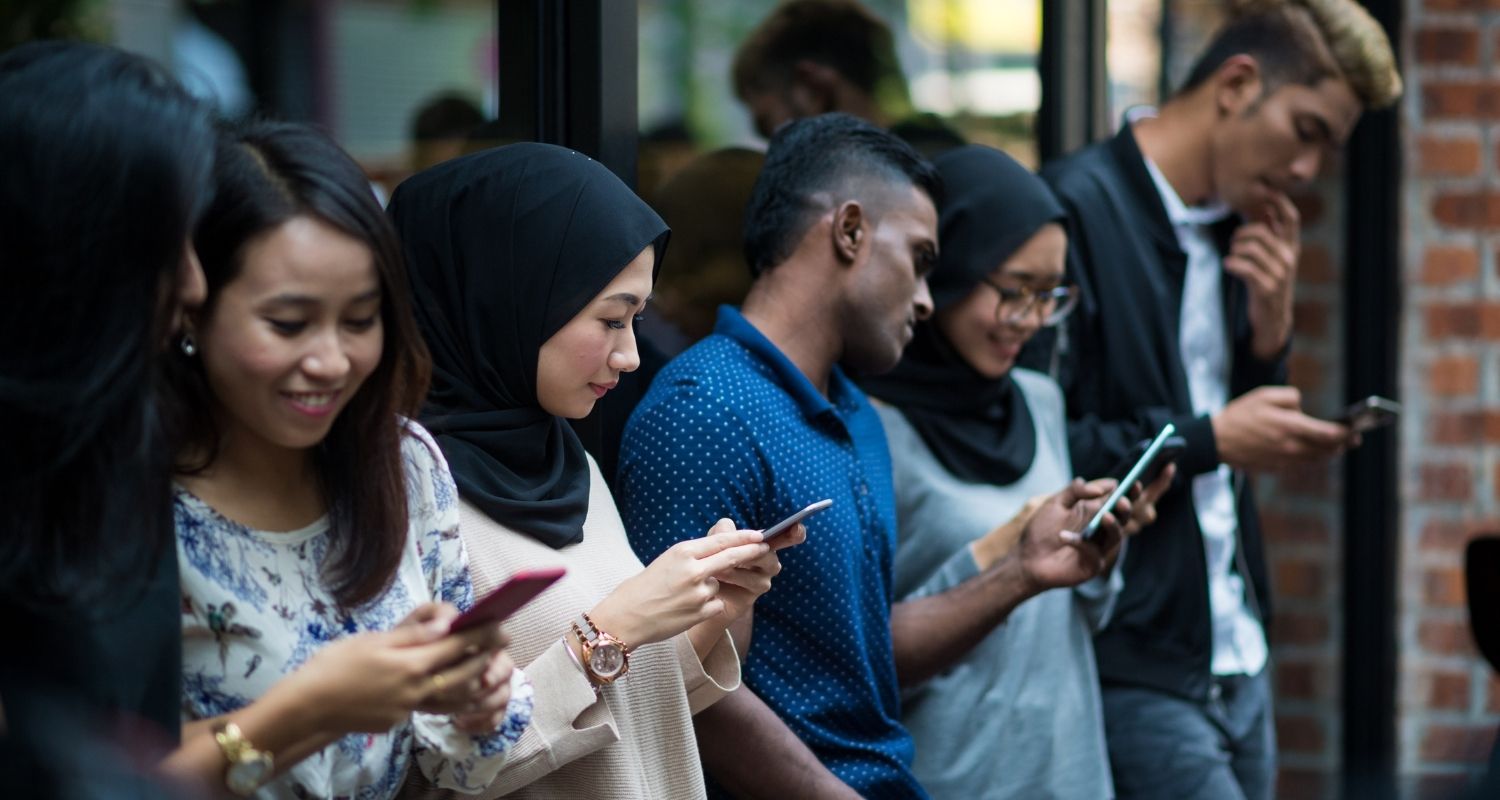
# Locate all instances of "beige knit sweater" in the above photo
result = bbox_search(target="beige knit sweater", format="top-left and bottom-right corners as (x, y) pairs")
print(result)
(399, 454), (740, 799)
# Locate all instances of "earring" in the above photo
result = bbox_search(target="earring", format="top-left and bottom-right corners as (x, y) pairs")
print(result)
(179, 333), (197, 357)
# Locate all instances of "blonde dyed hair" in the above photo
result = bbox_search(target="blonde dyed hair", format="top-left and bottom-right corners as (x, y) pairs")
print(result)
(1186, 0), (1402, 110)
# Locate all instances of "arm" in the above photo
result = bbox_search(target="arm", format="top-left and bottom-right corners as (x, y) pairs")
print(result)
(891, 480), (1122, 687)
(692, 688), (862, 800)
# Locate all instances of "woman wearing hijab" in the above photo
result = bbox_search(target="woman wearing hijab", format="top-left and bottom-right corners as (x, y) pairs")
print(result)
(389, 143), (801, 799)
(861, 145), (1173, 799)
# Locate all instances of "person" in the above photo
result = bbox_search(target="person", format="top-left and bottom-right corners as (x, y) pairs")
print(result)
(860, 144), (1174, 798)
(163, 120), (532, 798)
(732, 0), (964, 156)
(0, 41), (215, 794)
(410, 92), (485, 173)
(642, 146), (766, 354)
(618, 113), (1128, 799)
(388, 142), (800, 799)
(1022, 1), (1401, 797)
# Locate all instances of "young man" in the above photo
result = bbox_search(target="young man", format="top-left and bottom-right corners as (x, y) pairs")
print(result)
(618, 113), (1126, 798)
(1027, 2), (1401, 797)
(731, 0), (963, 156)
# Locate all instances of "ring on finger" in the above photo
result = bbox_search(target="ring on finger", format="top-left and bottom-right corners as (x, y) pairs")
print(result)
(430, 672), (449, 696)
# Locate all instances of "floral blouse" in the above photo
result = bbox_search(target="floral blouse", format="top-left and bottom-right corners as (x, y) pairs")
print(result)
(176, 421), (532, 799)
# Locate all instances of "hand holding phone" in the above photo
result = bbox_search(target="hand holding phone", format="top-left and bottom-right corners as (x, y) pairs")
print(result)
(1083, 423), (1178, 540)
(449, 567), (567, 633)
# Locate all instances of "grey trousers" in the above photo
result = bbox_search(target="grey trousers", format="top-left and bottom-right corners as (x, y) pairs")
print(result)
(1101, 670), (1276, 800)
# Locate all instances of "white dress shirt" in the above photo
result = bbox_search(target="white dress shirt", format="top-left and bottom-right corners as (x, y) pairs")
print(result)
(1134, 114), (1268, 679)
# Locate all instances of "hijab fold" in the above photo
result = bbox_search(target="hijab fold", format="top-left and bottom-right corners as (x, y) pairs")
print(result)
(389, 143), (668, 548)
(862, 145), (1065, 486)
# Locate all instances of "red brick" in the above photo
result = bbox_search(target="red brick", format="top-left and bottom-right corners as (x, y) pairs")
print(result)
(1287, 352), (1326, 393)
(1423, 301), (1500, 339)
(1488, 674), (1500, 713)
(1299, 244), (1335, 285)
(1418, 518), (1500, 551)
(1277, 660), (1324, 701)
(1424, 565), (1469, 608)
(1432, 190), (1500, 228)
(1276, 768), (1328, 800)
(1425, 0), (1500, 10)
(1414, 772), (1476, 797)
(1430, 669), (1472, 710)
(1262, 511), (1333, 546)
(1416, 29), (1481, 66)
(1420, 463), (1474, 501)
(1277, 713), (1326, 753)
(1420, 245), (1481, 284)
(1419, 616), (1479, 657)
(1421, 723), (1496, 764)
(1292, 299), (1329, 338)
(1275, 558), (1327, 599)
(1270, 463), (1333, 498)
(1290, 190), (1326, 227)
(1429, 355), (1479, 397)
(1430, 411), (1497, 445)
(1423, 81), (1500, 120)
(1273, 611), (1331, 646)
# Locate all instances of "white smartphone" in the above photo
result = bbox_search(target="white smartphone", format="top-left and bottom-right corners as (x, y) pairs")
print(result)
(761, 499), (833, 540)
(1081, 423), (1178, 540)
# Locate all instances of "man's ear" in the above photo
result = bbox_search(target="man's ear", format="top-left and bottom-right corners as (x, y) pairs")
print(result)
(791, 59), (842, 115)
(1213, 54), (1264, 118)
(830, 201), (864, 265)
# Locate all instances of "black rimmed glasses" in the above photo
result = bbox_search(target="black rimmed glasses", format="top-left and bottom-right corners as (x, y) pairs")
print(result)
(979, 278), (1080, 327)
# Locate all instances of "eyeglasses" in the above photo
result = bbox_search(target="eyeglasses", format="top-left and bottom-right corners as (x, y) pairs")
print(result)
(979, 278), (1079, 327)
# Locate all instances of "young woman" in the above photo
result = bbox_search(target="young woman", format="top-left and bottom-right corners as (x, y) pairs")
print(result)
(861, 144), (1173, 799)
(163, 121), (531, 798)
(0, 41), (214, 791)
(388, 143), (800, 798)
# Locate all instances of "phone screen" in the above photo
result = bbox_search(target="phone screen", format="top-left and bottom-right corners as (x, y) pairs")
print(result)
(1082, 423), (1177, 540)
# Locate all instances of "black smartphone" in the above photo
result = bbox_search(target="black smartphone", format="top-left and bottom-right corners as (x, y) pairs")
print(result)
(1334, 395), (1401, 434)
(1105, 434), (1187, 487)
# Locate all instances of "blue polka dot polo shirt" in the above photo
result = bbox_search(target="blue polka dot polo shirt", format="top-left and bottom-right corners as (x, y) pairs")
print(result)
(618, 306), (926, 799)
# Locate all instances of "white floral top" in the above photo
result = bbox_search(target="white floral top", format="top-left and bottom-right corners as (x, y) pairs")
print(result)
(176, 421), (533, 799)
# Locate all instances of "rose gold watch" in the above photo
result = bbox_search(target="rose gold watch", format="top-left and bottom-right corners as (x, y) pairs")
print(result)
(571, 612), (630, 685)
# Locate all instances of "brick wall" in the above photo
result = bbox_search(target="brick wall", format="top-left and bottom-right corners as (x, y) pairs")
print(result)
(1402, 0), (1500, 794)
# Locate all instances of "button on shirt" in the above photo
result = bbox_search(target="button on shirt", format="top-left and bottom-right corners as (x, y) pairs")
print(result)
(618, 306), (925, 799)
(1137, 125), (1268, 679)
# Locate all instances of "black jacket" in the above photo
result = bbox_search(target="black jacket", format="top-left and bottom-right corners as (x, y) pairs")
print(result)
(1022, 124), (1287, 702)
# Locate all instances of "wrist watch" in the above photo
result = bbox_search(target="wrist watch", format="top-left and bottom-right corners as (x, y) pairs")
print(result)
(214, 721), (274, 796)
(571, 612), (631, 685)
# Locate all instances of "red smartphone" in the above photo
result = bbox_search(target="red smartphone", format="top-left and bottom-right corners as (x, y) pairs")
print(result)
(449, 566), (567, 633)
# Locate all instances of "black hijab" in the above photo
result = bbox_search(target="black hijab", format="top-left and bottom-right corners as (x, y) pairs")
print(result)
(862, 145), (1065, 486)
(389, 143), (668, 548)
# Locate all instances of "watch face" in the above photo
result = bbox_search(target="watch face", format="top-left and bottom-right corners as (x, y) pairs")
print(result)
(589, 643), (625, 678)
(226, 758), (273, 795)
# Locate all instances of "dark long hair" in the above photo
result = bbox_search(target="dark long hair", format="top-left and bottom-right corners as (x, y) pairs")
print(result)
(0, 42), (215, 612)
(166, 120), (431, 611)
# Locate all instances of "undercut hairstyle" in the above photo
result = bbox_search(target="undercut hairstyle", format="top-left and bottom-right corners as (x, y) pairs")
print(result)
(1178, 0), (1402, 110)
(732, 0), (909, 106)
(743, 112), (939, 277)
(0, 42), (214, 613)
(166, 120), (432, 611)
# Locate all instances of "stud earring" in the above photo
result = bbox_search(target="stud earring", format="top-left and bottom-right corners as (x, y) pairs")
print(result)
(179, 333), (197, 357)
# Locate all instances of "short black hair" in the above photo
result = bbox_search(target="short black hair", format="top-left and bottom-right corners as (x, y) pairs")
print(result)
(411, 92), (484, 142)
(743, 112), (939, 277)
(733, 0), (907, 104)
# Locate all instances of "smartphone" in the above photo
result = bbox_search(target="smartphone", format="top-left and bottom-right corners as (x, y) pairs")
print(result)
(449, 566), (567, 633)
(1082, 423), (1178, 540)
(1106, 435), (1187, 487)
(761, 499), (833, 541)
(1335, 395), (1401, 434)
